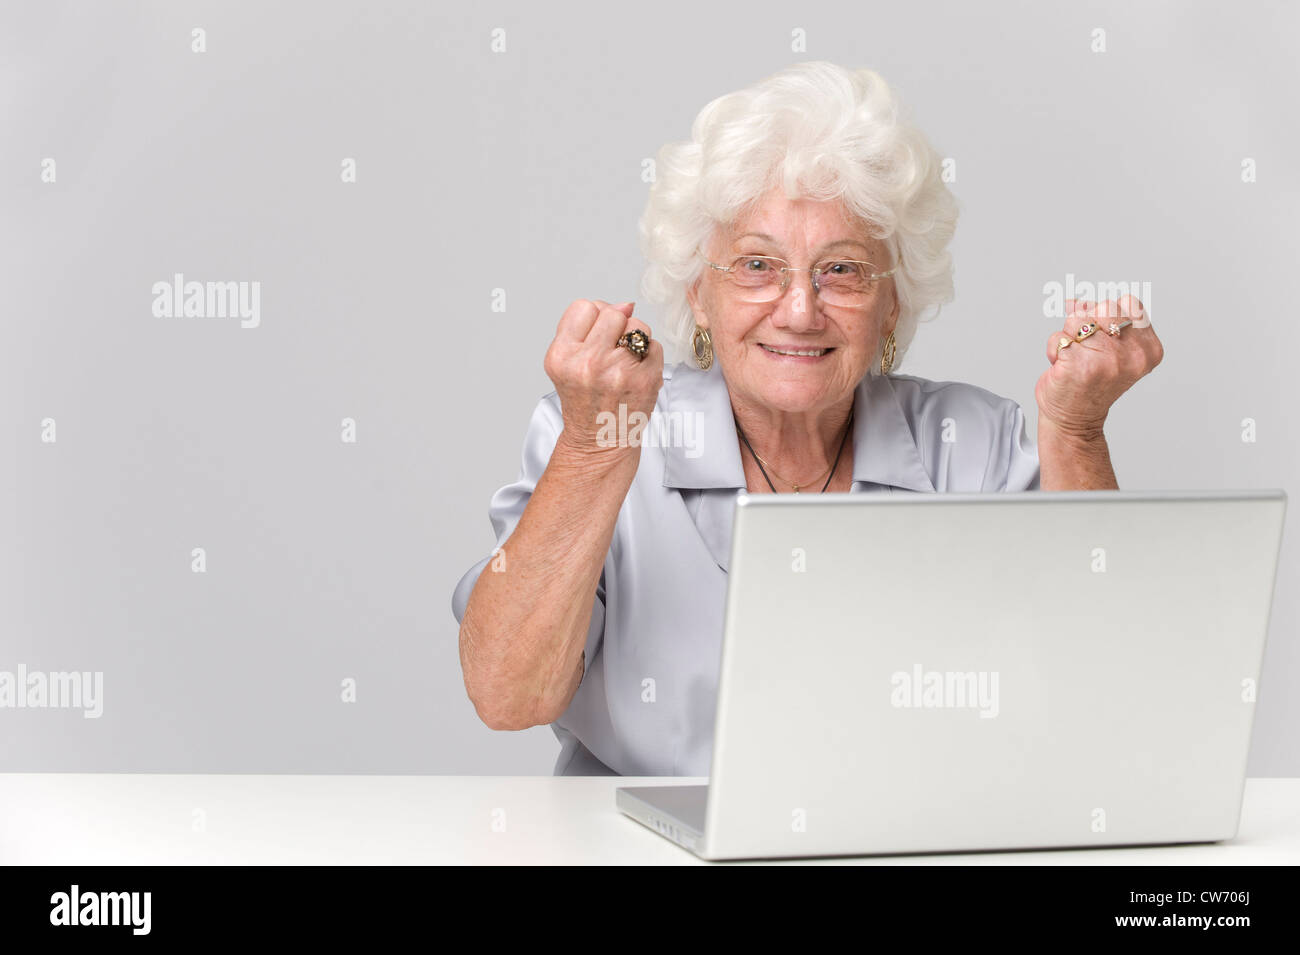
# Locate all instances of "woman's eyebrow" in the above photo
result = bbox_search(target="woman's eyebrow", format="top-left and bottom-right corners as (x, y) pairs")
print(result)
(733, 233), (874, 256)
(818, 238), (874, 254)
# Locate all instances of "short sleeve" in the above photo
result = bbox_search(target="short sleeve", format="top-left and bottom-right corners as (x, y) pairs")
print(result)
(450, 394), (607, 679)
(999, 401), (1041, 492)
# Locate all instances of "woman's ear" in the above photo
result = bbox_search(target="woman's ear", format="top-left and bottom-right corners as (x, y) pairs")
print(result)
(686, 278), (710, 331)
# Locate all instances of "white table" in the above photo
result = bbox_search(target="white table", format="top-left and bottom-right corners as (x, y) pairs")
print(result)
(2, 775), (1296, 864)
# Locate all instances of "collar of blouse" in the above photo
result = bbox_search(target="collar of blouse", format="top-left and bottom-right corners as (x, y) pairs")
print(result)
(660, 361), (936, 493)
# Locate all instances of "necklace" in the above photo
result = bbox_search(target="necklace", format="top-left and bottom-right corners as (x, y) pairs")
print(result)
(734, 409), (855, 493)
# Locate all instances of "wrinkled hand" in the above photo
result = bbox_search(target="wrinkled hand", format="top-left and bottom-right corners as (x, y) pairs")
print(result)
(543, 299), (664, 459)
(1037, 295), (1164, 437)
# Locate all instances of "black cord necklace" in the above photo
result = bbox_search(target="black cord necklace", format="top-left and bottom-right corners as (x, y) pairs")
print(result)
(734, 408), (855, 493)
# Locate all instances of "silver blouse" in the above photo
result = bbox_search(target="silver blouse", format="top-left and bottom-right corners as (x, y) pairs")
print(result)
(452, 360), (1041, 776)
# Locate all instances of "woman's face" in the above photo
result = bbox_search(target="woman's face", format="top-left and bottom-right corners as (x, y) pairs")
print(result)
(687, 188), (899, 416)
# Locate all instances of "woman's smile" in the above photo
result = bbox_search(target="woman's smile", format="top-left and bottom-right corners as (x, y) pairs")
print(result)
(757, 342), (836, 361)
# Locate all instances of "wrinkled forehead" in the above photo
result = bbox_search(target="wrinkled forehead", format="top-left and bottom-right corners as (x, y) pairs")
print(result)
(714, 194), (888, 261)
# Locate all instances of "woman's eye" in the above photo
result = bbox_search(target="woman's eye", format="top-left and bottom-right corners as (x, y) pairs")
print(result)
(742, 259), (770, 272)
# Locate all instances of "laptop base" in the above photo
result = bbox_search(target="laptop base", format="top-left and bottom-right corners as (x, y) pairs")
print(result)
(616, 785), (707, 856)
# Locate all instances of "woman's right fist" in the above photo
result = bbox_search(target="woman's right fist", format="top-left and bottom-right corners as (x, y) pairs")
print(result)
(543, 299), (665, 459)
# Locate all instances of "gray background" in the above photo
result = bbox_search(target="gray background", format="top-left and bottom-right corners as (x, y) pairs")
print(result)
(2, 0), (1296, 774)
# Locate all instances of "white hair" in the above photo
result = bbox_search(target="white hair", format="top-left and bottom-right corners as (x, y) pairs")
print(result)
(637, 61), (960, 372)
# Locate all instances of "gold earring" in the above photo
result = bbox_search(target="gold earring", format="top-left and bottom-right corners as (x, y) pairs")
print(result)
(880, 330), (896, 375)
(692, 325), (713, 370)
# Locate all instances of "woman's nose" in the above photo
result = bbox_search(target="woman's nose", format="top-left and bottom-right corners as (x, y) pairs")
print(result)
(771, 272), (826, 331)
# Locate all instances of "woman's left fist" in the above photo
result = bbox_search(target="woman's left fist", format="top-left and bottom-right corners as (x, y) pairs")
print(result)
(1037, 295), (1164, 436)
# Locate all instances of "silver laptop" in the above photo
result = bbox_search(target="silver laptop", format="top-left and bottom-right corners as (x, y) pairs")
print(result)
(617, 489), (1287, 860)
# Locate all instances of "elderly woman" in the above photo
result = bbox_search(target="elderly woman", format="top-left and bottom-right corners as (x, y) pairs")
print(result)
(451, 62), (1162, 776)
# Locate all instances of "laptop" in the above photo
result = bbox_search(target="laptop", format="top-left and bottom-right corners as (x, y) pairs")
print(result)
(617, 489), (1287, 860)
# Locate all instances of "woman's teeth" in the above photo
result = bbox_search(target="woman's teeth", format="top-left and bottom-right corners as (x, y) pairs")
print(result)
(760, 344), (830, 357)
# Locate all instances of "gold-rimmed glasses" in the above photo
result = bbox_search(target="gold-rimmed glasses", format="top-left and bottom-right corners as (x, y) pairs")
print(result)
(699, 251), (897, 308)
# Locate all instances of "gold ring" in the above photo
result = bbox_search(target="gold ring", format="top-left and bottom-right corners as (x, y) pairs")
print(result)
(617, 328), (650, 360)
(1058, 322), (1100, 352)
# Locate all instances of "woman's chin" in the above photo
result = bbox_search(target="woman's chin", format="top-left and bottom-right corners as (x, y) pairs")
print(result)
(749, 379), (839, 414)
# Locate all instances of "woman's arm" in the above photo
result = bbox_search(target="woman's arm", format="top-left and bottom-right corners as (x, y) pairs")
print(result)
(458, 438), (637, 730)
(458, 299), (662, 731)
(1038, 420), (1118, 490)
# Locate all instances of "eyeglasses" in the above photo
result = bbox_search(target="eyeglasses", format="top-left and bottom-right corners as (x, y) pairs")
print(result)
(699, 251), (897, 308)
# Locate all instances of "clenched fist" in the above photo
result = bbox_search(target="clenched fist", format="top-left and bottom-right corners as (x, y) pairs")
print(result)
(1037, 295), (1163, 437)
(543, 299), (665, 462)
